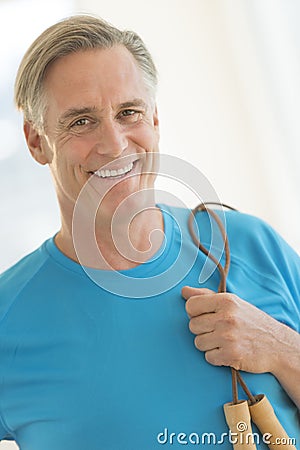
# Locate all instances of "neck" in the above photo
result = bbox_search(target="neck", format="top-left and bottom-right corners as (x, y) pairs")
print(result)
(55, 204), (164, 270)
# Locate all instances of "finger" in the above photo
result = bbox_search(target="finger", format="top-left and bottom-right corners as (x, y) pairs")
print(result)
(186, 291), (240, 318)
(189, 314), (215, 335)
(204, 347), (241, 370)
(204, 348), (225, 367)
(185, 294), (218, 318)
(181, 286), (214, 300)
(194, 333), (219, 352)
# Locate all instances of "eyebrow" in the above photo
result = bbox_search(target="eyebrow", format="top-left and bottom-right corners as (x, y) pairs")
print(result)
(118, 99), (148, 110)
(58, 106), (98, 125)
(58, 99), (148, 124)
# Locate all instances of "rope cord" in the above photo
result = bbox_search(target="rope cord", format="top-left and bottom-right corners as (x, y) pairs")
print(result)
(188, 202), (256, 405)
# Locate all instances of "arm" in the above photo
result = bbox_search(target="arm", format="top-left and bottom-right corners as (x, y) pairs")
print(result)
(182, 286), (300, 409)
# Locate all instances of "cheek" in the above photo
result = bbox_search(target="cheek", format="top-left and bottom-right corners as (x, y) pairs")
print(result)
(55, 136), (95, 169)
(135, 126), (160, 187)
(131, 118), (159, 148)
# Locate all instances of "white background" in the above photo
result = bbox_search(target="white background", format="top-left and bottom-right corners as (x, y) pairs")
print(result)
(0, 0), (300, 448)
(1, 0), (300, 277)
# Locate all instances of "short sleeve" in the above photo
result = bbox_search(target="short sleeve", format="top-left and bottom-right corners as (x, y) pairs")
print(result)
(226, 211), (300, 331)
(0, 420), (13, 441)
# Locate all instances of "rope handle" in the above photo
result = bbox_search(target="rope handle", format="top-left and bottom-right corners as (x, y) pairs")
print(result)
(188, 202), (255, 404)
(188, 202), (296, 449)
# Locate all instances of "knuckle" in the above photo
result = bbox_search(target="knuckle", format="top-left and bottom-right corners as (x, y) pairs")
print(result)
(216, 311), (238, 329)
(222, 329), (236, 343)
(223, 331), (241, 352)
(223, 293), (239, 310)
(216, 295), (241, 326)
(224, 313), (239, 328)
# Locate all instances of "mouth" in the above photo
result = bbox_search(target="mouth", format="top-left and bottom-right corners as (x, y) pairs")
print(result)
(88, 160), (139, 180)
(94, 161), (134, 178)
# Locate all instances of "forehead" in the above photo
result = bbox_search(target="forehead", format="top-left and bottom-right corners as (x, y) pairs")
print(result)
(43, 46), (150, 112)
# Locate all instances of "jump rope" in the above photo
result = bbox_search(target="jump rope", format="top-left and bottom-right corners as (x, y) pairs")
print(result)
(188, 203), (296, 450)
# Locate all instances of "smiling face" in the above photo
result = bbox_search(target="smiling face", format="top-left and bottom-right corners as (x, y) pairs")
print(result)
(25, 46), (160, 223)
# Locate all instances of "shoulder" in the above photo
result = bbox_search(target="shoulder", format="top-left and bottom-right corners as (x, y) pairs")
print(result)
(223, 210), (300, 263)
(0, 241), (51, 322)
(180, 204), (300, 282)
(160, 204), (299, 261)
(223, 211), (300, 308)
(160, 203), (291, 252)
(224, 210), (278, 248)
(187, 206), (275, 249)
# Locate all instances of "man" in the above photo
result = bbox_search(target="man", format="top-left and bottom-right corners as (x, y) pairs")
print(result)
(0, 14), (299, 449)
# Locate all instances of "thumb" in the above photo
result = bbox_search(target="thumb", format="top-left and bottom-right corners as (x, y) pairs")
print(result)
(181, 286), (214, 300)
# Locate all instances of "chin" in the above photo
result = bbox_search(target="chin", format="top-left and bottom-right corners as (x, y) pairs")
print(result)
(100, 182), (155, 221)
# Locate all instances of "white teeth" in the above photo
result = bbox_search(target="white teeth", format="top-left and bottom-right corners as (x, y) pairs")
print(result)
(94, 162), (134, 178)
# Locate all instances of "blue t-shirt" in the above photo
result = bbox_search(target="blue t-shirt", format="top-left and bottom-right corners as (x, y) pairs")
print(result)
(0, 205), (299, 449)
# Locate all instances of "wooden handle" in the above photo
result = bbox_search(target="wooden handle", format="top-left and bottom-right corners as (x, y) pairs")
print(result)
(224, 400), (257, 449)
(249, 395), (296, 450)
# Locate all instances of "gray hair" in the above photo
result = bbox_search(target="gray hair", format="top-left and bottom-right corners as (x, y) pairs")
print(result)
(14, 14), (158, 132)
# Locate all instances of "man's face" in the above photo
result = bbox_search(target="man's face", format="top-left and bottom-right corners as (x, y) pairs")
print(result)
(30, 46), (159, 219)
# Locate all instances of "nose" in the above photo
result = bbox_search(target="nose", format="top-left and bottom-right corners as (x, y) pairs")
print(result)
(94, 119), (128, 157)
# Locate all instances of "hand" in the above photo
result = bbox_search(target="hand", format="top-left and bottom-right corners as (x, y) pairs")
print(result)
(181, 286), (287, 374)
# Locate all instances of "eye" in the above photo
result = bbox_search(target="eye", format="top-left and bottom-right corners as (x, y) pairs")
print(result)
(119, 109), (142, 123)
(121, 109), (136, 116)
(71, 118), (91, 128)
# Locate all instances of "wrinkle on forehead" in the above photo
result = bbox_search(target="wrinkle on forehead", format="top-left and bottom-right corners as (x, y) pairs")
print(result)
(42, 47), (154, 129)
(43, 46), (145, 98)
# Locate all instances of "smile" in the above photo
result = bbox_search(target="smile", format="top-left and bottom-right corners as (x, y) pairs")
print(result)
(93, 162), (134, 179)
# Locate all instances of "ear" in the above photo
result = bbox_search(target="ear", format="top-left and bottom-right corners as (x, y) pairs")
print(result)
(153, 105), (160, 137)
(23, 121), (49, 165)
(153, 105), (159, 128)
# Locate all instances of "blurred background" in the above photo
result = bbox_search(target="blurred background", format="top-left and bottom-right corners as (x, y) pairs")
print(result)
(0, 0), (299, 445)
